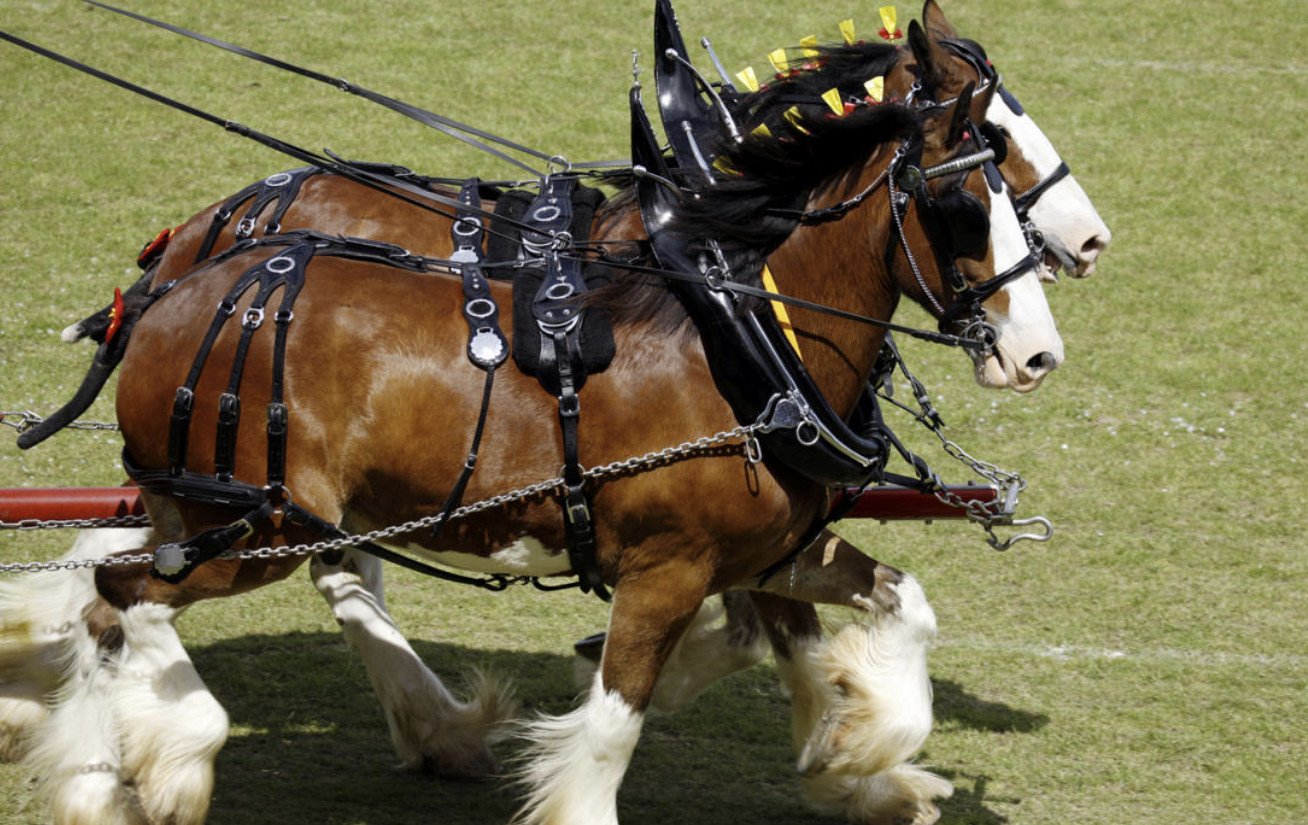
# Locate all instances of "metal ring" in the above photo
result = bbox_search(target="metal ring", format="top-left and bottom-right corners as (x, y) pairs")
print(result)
(242, 307), (265, 330)
(545, 282), (575, 301)
(532, 205), (563, 223)
(453, 217), (481, 237)
(548, 155), (572, 175)
(265, 256), (297, 274)
(466, 298), (497, 319)
(264, 172), (293, 188)
(795, 421), (821, 447)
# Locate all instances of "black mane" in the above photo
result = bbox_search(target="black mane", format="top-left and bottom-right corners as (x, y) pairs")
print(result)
(601, 40), (920, 331)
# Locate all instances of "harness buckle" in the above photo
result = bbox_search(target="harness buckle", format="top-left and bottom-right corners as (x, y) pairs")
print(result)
(242, 307), (265, 330)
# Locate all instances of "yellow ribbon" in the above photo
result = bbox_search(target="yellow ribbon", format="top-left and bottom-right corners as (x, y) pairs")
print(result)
(762, 266), (802, 359)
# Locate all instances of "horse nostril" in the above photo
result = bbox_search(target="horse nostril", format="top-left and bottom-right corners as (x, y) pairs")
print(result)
(1025, 352), (1058, 376)
(1081, 234), (1107, 257)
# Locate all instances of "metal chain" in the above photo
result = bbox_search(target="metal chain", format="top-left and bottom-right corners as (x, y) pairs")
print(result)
(1, 515), (151, 531)
(1, 410), (120, 433)
(0, 423), (763, 575)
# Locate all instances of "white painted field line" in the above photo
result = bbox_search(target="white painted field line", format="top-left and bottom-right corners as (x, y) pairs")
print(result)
(1056, 56), (1308, 77)
(936, 636), (1308, 670)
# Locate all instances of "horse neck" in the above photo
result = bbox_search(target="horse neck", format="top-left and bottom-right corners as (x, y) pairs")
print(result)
(763, 172), (898, 418)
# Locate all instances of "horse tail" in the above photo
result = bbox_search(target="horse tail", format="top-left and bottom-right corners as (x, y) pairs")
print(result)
(18, 269), (158, 450)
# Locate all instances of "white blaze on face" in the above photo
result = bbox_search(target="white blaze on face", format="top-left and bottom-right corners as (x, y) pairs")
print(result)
(978, 183), (1063, 392)
(986, 94), (1110, 277)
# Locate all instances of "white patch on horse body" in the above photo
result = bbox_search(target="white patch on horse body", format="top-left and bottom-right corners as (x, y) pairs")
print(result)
(395, 534), (571, 577)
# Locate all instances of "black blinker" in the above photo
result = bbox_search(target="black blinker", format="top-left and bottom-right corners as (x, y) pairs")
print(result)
(979, 121), (1008, 166)
(933, 189), (990, 261)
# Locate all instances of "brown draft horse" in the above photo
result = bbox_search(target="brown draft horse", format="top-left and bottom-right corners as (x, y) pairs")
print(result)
(0, 17), (1069, 825)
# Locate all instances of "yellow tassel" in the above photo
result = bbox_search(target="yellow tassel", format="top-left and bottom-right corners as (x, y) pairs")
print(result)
(751, 122), (773, 139)
(762, 266), (802, 359)
(736, 65), (760, 92)
(879, 6), (898, 35)
(839, 19), (857, 45)
(800, 35), (819, 59)
(768, 48), (789, 73)
(784, 106), (810, 134)
(878, 5), (899, 39)
(821, 88), (844, 116)
(864, 76), (884, 102)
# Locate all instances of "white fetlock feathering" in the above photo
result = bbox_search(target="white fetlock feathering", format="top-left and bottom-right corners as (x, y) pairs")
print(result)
(0, 528), (145, 762)
(112, 603), (228, 825)
(513, 673), (644, 825)
(27, 658), (145, 825)
(783, 575), (953, 823)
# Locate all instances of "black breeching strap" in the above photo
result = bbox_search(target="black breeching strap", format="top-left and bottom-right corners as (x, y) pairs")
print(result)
(195, 167), (320, 263)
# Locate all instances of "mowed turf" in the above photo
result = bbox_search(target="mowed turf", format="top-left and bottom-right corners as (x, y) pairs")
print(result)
(1, 1), (1305, 823)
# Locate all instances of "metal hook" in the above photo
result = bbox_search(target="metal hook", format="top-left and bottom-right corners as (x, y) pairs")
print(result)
(985, 515), (1054, 551)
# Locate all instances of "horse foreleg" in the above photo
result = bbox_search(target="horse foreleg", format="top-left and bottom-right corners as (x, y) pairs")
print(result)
(751, 533), (953, 825)
(309, 549), (516, 778)
(516, 562), (708, 825)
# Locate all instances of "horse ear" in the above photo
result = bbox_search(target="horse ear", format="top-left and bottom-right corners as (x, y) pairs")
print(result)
(907, 18), (958, 91)
(922, 0), (959, 39)
(907, 20), (937, 81)
(946, 81), (976, 147)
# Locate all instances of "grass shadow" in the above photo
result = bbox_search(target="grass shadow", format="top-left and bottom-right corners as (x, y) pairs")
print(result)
(187, 633), (1021, 824)
(933, 678), (1050, 733)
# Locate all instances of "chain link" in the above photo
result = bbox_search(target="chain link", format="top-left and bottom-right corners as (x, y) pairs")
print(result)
(1, 410), (120, 433)
(0, 424), (762, 576)
(1, 515), (151, 532)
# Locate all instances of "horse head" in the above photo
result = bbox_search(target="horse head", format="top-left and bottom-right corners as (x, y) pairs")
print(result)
(896, 79), (1064, 392)
(913, 0), (1111, 280)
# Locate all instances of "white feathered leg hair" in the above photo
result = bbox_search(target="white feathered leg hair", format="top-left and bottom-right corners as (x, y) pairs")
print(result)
(777, 574), (953, 825)
(310, 549), (517, 777)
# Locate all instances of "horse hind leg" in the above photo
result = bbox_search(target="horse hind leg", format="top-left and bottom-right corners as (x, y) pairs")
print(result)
(0, 528), (148, 762)
(310, 549), (516, 778)
(105, 601), (229, 825)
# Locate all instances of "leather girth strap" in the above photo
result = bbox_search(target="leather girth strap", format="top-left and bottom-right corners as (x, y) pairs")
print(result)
(520, 177), (610, 601)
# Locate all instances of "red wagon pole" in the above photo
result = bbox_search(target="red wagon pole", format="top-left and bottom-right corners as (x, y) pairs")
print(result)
(1, 484), (996, 525)
(0, 486), (146, 522)
(837, 483), (1000, 520)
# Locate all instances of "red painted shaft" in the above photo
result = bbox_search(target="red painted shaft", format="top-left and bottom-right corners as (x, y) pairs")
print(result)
(0, 484), (995, 524)
(0, 487), (145, 521)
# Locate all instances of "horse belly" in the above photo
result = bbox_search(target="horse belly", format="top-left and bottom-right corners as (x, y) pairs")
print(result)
(395, 536), (571, 578)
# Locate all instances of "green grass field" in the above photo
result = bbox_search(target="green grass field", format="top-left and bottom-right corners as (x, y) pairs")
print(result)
(2, 1), (1305, 823)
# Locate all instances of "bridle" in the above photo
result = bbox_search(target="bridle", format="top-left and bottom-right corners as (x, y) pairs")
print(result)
(937, 37), (1074, 244)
